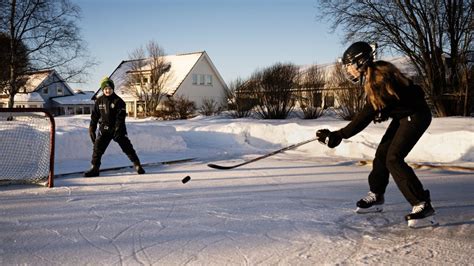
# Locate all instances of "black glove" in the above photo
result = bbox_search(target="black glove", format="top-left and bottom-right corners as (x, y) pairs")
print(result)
(113, 126), (124, 141)
(316, 129), (343, 148)
(373, 110), (389, 123)
(89, 126), (96, 144)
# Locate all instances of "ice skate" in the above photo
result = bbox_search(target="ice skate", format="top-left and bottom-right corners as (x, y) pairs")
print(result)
(84, 165), (100, 177)
(134, 163), (145, 174)
(405, 201), (439, 228)
(355, 191), (384, 213)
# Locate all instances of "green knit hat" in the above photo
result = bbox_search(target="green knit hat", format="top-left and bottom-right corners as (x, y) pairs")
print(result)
(100, 77), (115, 90)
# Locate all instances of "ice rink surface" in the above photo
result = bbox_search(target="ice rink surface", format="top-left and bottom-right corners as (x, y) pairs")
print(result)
(1, 155), (472, 265)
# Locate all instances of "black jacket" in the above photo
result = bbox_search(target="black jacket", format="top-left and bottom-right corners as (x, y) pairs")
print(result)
(90, 93), (127, 136)
(340, 83), (430, 139)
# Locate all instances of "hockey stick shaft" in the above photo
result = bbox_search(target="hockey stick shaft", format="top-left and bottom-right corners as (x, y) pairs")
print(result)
(207, 137), (318, 170)
(56, 158), (196, 177)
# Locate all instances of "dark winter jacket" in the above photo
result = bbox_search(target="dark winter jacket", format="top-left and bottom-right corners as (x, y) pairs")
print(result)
(339, 82), (430, 139)
(90, 93), (127, 138)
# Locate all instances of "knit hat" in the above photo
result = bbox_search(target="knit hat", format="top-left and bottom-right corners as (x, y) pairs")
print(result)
(100, 77), (115, 90)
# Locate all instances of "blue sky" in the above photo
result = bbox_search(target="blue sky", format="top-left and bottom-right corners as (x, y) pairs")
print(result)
(75, 0), (345, 90)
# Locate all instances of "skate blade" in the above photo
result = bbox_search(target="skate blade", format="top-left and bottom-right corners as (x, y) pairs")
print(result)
(355, 206), (383, 214)
(407, 216), (439, 228)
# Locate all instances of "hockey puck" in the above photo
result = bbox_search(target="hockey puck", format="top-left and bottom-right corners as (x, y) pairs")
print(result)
(182, 175), (191, 184)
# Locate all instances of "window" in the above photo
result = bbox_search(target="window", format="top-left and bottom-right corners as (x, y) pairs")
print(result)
(76, 106), (83, 114)
(205, 75), (213, 86)
(67, 106), (74, 115)
(43, 88), (49, 94)
(193, 74), (213, 86)
(57, 86), (64, 96)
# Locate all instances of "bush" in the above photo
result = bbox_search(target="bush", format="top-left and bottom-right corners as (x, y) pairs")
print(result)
(198, 98), (223, 116)
(296, 65), (326, 119)
(225, 78), (255, 118)
(161, 96), (196, 120)
(249, 63), (299, 119)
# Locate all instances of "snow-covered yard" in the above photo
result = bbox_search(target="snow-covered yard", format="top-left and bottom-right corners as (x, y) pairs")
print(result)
(0, 114), (473, 264)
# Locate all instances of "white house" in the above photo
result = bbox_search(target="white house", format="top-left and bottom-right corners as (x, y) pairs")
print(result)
(94, 51), (228, 117)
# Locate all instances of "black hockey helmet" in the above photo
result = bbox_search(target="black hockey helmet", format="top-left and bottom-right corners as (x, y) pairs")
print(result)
(341, 41), (376, 83)
(342, 41), (375, 69)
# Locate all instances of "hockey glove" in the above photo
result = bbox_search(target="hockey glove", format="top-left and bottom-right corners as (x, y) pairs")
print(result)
(113, 126), (126, 141)
(373, 110), (389, 123)
(89, 126), (96, 144)
(316, 129), (342, 148)
(113, 130), (122, 141)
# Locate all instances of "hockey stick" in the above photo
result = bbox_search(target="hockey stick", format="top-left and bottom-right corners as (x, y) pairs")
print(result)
(207, 137), (318, 170)
(56, 157), (196, 178)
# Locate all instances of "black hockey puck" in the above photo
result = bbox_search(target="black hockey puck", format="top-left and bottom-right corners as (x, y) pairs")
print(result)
(182, 175), (191, 184)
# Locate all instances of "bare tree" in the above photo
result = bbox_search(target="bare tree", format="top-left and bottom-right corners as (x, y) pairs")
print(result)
(327, 62), (366, 120)
(249, 63), (300, 119)
(296, 65), (326, 119)
(0, 0), (96, 108)
(317, 0), (473, 116)
(225, 77), (255, 118)
(126, 41), (172, 117)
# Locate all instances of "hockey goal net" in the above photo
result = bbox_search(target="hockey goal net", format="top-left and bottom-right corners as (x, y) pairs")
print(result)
(0, 108), (55, 187)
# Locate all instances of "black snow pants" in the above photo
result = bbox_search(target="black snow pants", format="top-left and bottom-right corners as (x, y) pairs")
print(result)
(91, 127), (140, 167)
(368, 108), (432, 206)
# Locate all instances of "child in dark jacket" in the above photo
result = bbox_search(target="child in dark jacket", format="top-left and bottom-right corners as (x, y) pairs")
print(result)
(84, 77), (145, 177)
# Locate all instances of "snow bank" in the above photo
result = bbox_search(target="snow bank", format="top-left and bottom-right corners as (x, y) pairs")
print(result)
(53, 115), (473, 167)
(54, 116), (186, 162)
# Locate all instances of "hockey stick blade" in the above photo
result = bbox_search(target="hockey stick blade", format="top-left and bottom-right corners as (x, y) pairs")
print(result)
(207, 162), (245, 170)
(207, 137), (318, 170)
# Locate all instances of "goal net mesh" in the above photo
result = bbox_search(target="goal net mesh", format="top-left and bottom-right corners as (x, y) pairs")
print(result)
(0, 110), (54, 186)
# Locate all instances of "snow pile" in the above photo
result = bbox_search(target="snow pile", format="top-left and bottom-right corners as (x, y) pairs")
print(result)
(55, 117), (187, 162)
(54, 114), (473, 170)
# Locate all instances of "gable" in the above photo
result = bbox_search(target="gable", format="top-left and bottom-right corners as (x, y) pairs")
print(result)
(181, 52), (228, 94)
(93, 52), (204, 100)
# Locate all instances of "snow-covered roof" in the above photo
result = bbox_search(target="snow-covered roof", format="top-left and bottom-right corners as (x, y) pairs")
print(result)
(22, 70), (53, 93)
(13, 92), (44, 103)
(52, 91), (95, 105)
(94, 51), (208, 99)
(5, 69), (74, 95)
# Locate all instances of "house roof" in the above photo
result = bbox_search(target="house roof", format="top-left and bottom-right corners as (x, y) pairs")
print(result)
(13, 92), (44, 103)
(22, 70), (53, 93)
(19, 69), (74, 95)
(52, 91), (95, 105)
(93, 51), (227, 99)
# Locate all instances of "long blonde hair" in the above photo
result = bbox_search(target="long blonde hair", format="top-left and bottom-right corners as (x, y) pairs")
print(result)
(364, 61), (410, 110)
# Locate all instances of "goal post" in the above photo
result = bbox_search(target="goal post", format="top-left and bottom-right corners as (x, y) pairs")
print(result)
(0, 108), (55, 187)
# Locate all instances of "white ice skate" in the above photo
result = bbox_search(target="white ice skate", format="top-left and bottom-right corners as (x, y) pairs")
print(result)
(355, 191), (384, 214)
(406, 201), (439, 228)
